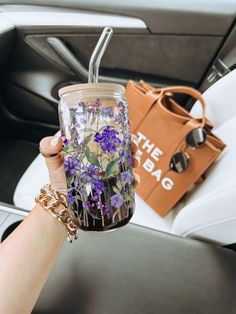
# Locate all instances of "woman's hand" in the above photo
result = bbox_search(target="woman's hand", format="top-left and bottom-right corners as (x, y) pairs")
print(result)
(39, 135), (140, 194)
(0, 135), (141, 314)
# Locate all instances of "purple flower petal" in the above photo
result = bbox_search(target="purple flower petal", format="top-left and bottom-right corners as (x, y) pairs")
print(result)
(111, 193), (124, 208)
(121, 171), (132, 184)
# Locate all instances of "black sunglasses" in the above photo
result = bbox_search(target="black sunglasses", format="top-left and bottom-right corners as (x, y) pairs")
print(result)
(170, 127), (207, 173)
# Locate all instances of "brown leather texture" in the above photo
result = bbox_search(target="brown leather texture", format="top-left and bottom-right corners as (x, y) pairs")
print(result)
(126, 81), (226, 217)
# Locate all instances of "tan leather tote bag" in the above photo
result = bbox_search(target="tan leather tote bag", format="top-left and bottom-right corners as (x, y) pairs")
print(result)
(126, 81), (226, 217)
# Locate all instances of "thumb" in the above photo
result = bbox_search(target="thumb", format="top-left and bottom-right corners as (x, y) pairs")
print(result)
(40, 136), (67, 194)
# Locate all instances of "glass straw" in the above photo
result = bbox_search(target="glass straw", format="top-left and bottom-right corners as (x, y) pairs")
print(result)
(88, 27), (113, 83)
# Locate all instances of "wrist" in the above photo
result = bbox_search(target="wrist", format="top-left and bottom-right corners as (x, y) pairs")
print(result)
(35, 184), (78, 242)
(34, 202), (67, 238)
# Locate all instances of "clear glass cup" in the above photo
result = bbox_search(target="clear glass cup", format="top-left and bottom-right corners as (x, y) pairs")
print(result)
(58, 83), (135, 231)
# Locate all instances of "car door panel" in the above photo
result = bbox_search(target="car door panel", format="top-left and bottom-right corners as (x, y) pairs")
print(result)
(1, 1), (235, 35)
(3, 29), (222, 126)
(60, 33), (222, 84)
(0, 2), (235, 140)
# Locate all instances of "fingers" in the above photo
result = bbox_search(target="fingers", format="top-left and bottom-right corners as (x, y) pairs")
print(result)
(131, 134), (139, 168)
(131, 134), (141, 169)
(133, 172), (140, 189)
(131, 135), (141, 187)
(40, 136), (67, 193)
(40, 136), (62, 157)
(132, 150), (142, 168)
(131, 134), (138, 154)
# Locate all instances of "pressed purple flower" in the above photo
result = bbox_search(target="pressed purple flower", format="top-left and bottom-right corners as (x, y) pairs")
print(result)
(74, 134), (81, 143)
(64, 156), (81, 175)
(87, 107), (95, 114)
(71, 116), (77, 125)
(79, 186), (87, 196)
(92, 180), (105, 192)
(96, 201), (103, 210)
(61, 131), (70, 146)
(61, 133), (69, 146)
(94, 132), (102, 142)
(119, 150), (125, 157)
(114, 113), (123, 124)
(75, 143), (82, 154)
(128, 155), (133, 166)
(102, 204), (110, 214)
(83, 200), (91, 210)
(78, 101), (87, 109)
(94, 126), (121, 153)
(102, 107), (114, 118)
(111, 193), (124, 208)
(67, 194), (75, 205)
(121, 171), (132, 184)
(85, 99), (101, 115)
(67, 188), (75, 205)
(118, 159), (123, 167)
(80, 164), (100, 182)
(117, 101), (124, 111)
(124, 134), (131, 142)
(79, 117), (87, 124)
(63, 138), (69, 146)
(91, 190), (100, 202)
(121, 186), (126, 194)
(70, 107), (77, 112)
(95, 98), (101, 107)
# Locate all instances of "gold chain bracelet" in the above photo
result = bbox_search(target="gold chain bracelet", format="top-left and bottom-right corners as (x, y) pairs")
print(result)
(35, 184), (78, 242)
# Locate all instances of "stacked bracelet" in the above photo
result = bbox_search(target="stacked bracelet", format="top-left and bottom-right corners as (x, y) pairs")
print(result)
(35, 184), (78, 242)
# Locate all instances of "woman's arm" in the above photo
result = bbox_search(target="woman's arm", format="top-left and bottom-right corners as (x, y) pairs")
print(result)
(0, 136), (68, 314)
(0, 203), (66, 314)
(0, 135), (139, 314)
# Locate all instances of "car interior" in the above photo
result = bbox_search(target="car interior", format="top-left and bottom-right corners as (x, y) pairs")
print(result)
(1, 1), (236, 313)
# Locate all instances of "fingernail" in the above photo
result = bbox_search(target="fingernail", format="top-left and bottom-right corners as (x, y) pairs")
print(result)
(50, 137), (59, 147)
(132, 139), (138, 147)
(137, 176), (140, 185)
(134, 155), (141, 167)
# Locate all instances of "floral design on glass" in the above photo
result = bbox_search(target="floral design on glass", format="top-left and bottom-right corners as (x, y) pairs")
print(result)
(60, 97), (135, 231)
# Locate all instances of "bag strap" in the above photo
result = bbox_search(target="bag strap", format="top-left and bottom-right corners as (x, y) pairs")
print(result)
(137, 82), (206, 122)
(159, 86), (206, 125)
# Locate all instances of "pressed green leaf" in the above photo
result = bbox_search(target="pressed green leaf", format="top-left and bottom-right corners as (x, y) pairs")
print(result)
(124, 195), (131, 202)
(91, 116), (98, 126)
(116, 180), (123, 189)
(112, 186), (120, 194)
(81, 128), (96, 133)
(105, 157), (120, 177)
(84, 147), (101, 168)
(83, 133), (93, 145)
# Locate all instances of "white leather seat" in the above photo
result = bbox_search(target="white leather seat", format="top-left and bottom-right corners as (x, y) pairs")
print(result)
(14, 70), (236, 245)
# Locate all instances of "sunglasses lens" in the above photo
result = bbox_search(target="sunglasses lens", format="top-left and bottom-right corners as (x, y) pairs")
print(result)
(186, 127), (207, 148)
(170, 152), (189, 173)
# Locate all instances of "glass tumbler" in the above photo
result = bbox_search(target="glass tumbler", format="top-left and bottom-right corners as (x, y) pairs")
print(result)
(58, 83), (135, 231)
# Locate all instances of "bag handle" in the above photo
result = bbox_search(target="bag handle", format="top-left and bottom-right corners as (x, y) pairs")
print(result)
(138, 82), (207, 120)
(159, 86), (206, 125)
